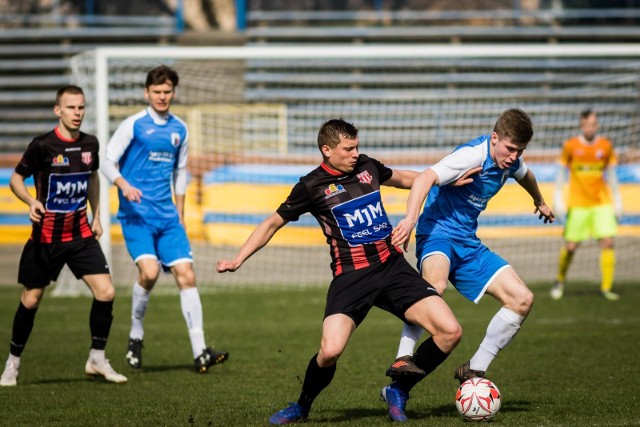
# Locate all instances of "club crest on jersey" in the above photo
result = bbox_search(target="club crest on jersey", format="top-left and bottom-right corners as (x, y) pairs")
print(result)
(171, 132), (181, 147)
(324, 183), (346, 199)
(501, 170), (509, 185)
(357, 171), (373, 184)
(52, 155), (69, 167)
(81, 152), (92, 165)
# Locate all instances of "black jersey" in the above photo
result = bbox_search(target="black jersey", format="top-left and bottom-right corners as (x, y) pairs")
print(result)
(277, 154), (401, 276)
(15, 127), (99, 243)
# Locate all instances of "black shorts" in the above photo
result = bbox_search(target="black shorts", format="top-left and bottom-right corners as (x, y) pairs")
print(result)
(324, 253), (440, 327)
(18, 237), (110, 288)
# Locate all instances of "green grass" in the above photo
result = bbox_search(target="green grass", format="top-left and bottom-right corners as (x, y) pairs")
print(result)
(0, 281), (639, 426)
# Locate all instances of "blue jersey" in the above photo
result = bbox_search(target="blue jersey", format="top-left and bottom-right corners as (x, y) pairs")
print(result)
(416, 135), (527, 239)
(104, 107), (189, 221)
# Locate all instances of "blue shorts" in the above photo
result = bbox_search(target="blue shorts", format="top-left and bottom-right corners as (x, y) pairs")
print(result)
(415, 234), (509, 303)
(121, 216), (193, 269)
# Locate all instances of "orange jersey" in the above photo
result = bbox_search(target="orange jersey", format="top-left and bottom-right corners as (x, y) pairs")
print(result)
(560, 135), (617, 208)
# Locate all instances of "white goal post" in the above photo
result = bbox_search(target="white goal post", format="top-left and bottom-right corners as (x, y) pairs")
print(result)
(57, 43), (640, 295)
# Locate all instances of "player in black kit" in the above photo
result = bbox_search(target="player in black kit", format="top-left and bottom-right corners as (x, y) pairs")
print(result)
(0, 86), (127, 387)
(217, 119), (462, 424)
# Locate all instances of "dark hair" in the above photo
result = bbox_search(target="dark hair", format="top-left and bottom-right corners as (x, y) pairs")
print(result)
(55, 85), (84, 106)
(317, 118), (358, 150)
(145, 65), (179, 88)
(580, 108), (595, 120)
(493, 108), (533, 145)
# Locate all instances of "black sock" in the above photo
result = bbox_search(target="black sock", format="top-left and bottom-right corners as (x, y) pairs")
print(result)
(396, 337), (449, 392)
(297, 353), (336, 410)
(9, 302), (37, 357)
(89, 299), (113, 350)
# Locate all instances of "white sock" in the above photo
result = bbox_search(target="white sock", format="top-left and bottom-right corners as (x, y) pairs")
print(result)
(89, 348), (105, 362)
(396, 323), (424, 358)
(130, 282), (150, 340)
(470, 307), (525, 372)
(180, 287), (206, 358)
(7, 354), (20, 367)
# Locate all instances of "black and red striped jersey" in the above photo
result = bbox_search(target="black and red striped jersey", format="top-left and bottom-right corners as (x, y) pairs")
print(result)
(15, 127), (99, 243)
(277, 154), (402, 276)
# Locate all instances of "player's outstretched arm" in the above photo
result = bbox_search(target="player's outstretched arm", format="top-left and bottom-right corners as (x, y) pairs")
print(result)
(391, 168), (439, 249)
(216, 212), (288, 273)
(516, 169), (555, 224)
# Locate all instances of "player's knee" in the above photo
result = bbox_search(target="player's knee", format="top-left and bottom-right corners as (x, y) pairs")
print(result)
(21, 292), (42, 309)
(139, 267), (160, 286)
(512, 287), (534, 316)
(318, 341), (345, 365)
(176, 269), (196, 288)
(442, 321), (463, 350)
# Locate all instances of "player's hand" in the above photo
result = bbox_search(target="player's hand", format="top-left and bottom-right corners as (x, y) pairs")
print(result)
(391, 217), (415, 251)
(120, 181), (143, 203)
(452, 166), (482, 187)
(216, 259), (240, 273)
(28, 201), (45, 224)
(534, 203), (555, 224)
(91, 219), (103, 239)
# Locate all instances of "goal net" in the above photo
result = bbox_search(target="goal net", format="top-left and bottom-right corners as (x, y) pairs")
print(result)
(57, 44), (640, 295)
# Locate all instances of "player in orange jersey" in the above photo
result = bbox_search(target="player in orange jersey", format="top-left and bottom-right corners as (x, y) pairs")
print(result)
(551, 109), (623, 301)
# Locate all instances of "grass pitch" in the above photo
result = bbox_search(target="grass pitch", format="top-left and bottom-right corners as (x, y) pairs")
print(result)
(0, 281), (638, 426)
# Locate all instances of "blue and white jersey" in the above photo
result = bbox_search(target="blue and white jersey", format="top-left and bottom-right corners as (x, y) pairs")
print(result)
(416, 134), (528, 239)
(103, 107), (188, 220)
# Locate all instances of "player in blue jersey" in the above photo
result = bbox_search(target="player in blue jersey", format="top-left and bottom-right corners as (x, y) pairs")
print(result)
(217, 119), (463, 424)
(385, 108), (555, 385)
(101, 65), (227, 373)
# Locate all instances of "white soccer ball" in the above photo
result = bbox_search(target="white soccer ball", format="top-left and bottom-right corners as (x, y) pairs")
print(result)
(455, 377), (502, 421)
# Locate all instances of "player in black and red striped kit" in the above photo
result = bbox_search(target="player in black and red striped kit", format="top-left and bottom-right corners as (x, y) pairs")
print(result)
(0, 86), (127, 387)
(217, 119), (462, 424)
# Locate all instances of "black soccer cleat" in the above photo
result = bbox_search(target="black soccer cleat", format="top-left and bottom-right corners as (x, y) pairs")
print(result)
(385, 355), (427, 380)
(454, 360), (486, 384)
(194, 347), (229, 373)
(125, 338), (143, 369)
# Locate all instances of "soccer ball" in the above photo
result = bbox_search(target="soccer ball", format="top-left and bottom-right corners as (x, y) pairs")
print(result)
(455, 377), (502, 421)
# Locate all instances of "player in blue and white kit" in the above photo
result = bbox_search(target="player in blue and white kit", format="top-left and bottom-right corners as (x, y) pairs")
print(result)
(101, 65), (227, 373)
(386, 108), (555, 384)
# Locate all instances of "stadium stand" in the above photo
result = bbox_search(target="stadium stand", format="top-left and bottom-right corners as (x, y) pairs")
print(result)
(0, 9), (178, 154)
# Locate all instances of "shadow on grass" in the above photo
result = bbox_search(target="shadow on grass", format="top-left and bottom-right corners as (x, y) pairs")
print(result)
(128, 363), (194, 373)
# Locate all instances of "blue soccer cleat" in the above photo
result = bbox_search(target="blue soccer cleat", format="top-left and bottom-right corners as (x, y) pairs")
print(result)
(268, 402), (309, 425)
(380, 383), (409, 422)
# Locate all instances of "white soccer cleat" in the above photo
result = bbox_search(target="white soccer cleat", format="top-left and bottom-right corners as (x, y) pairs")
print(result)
(0, 358), (19, 387)
(85, 356), (128, 384)
(550, 281), (564, 300)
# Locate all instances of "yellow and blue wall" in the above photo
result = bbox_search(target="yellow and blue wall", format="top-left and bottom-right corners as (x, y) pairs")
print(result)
(1, 164), (639, 245)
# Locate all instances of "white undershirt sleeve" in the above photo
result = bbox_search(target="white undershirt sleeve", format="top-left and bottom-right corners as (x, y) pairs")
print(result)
(172, 130), (189, 195)
(430, 145), (485, 185)
(100, 116), (135, 184)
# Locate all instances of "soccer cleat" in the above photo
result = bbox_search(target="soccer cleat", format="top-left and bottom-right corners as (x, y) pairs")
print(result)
(385, 355), (426, 380)
(550, 281), (564, 300)
(454, 361), (485, 384)
(85, 356), (128, 384)
(0, 358), (19, 387)
(601, 290), (620, 301)
(194, 347), (229, 373)
(125, 338), (143, 369)
(380, 383), (409, 422)
(268, 402), (309, 425)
